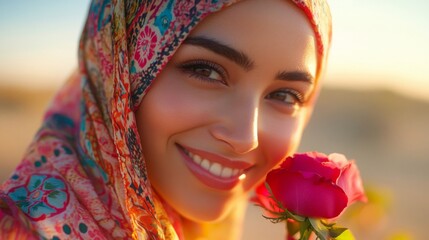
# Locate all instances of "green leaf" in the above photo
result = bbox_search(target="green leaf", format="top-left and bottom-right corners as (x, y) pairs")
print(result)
(329, 226), (348, 238)
(309, 218), (329, 240)
(333, 229), (355, 240)
(286, 210), (306, 222)
(300, 228), (312, 240)
(299, 219), (310, 236)
(287, 219), (300, 236)
(321, 220), (336, 228)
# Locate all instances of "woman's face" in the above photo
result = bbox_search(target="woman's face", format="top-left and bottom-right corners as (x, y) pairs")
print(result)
(136, 0), (318, 222)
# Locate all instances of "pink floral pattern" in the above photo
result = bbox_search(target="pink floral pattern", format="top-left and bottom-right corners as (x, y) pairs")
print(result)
(135, 26), (158, 69)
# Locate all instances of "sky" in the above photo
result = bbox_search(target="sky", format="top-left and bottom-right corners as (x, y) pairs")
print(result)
(0, 0), (428, 101)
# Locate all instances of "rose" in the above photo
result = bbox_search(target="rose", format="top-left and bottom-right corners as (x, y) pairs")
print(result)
(265, 152), (367, 219)
(252, 152), (366, 239)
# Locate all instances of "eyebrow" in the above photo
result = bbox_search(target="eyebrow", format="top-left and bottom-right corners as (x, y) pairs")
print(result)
(183, 36), (254, 71)
(184, 36), (314, 84)
(276, 70), (314, 84)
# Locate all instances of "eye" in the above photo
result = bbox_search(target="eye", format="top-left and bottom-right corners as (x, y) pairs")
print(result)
(179, 60), (228, 85)
(266, 89), (304, 106)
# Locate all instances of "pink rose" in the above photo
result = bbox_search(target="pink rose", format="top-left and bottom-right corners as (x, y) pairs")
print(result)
(265, 152), (367, 219)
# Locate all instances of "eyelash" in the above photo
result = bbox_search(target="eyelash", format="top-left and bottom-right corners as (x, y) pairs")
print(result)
(178, 59), (305, 108)
(266, 88), (305, 106)
(178, 59), (228, 85)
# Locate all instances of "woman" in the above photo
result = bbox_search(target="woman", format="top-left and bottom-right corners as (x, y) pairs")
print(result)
(0, 0), (331, 239)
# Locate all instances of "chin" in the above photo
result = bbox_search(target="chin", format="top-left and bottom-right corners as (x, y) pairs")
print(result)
(180, 199), (234, 223)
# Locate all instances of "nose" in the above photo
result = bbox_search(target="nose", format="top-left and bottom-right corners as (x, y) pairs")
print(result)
(210, 103), (259, 155)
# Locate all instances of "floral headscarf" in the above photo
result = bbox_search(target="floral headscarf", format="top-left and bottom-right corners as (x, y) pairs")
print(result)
(0, 0), (331, 239)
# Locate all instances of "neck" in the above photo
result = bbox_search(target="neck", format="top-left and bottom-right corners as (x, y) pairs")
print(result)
(181, 197), (248, 240)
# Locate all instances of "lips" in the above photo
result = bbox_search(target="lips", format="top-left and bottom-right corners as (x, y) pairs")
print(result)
(176, 144), (252, 191)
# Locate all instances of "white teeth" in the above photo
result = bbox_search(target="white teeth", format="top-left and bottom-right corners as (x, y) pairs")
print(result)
(209, 163), (222, 176)
(193, 154), (202, 164)
(186, 150), (244, 179)
(201, 159), (210, 170)
(221, 167), (233, 178)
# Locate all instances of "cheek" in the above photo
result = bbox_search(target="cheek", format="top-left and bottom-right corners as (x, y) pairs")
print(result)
(139, 77), (211, 135)
(260, 112), (308, 168)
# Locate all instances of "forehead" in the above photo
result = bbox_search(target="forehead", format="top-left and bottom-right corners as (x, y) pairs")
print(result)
(188, 0), (317, 74)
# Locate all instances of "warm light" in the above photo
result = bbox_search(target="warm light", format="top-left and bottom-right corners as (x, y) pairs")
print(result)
(239, 174), (246, 180)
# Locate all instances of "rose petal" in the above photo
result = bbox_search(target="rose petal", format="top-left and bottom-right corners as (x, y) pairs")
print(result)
(251, 183), (282, 217)
(337, 161), (368, 204)
(281, 152), (341, 182)
(328, 153), (349, 169)
(267, 169), (348, 219)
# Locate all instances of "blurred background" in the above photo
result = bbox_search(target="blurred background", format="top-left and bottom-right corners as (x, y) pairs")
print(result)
(1, 1), (428, 239)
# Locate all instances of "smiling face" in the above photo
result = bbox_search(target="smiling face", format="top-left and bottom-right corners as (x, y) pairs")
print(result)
(135, 0), (318, 222)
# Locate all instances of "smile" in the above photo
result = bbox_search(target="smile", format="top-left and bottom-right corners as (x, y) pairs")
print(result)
(176, 144), (252, 190)
(185, 148), (242, 178)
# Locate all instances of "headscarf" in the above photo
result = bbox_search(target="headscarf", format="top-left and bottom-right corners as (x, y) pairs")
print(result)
(0, 0), (331, 239)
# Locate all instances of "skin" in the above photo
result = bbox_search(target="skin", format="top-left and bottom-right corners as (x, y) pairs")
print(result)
(135, 0), (319, 238)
